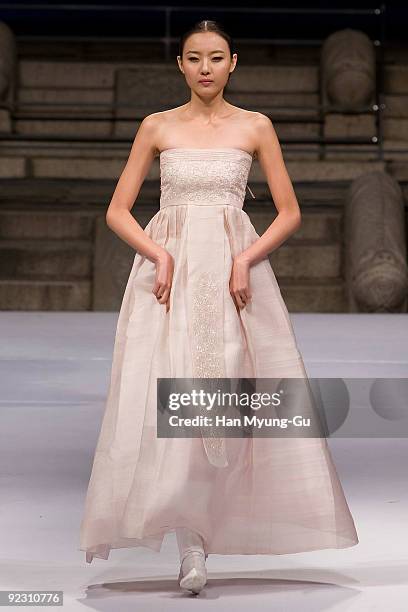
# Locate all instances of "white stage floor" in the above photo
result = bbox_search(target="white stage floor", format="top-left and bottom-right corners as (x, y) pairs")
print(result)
(1, 312), (407, 611)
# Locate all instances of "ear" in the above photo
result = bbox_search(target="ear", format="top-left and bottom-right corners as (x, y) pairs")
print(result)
(177, 56), (184, 74)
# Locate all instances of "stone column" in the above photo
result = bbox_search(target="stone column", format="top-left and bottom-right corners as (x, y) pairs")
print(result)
(344, 171), (408, 312)
(0, 21), (17, 133)
(321, 29), (376, 144)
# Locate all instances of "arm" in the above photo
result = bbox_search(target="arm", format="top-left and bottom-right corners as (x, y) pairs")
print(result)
(239, 113), (302, 267)
(105, 113), (166, 264)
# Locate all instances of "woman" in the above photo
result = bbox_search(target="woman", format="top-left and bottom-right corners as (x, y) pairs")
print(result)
(79, 19), (359, 595)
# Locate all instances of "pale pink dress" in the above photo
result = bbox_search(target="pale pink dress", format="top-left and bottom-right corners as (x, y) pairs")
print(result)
(79, 147), (359, 562)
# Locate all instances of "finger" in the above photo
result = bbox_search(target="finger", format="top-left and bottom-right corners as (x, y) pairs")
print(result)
(242, 294), (251, 308)
(157, 287), (170, 304)
(230, 290), (238, 310)
(235, 293), (245, 309)
(164, 291), (171, 311)
(152, 280), (160, 296)
(155, 282), (166, 298)
(153, 281), (168, 298)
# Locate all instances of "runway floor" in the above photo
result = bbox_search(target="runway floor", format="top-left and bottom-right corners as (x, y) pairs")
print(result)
(1, 312), (407, 611)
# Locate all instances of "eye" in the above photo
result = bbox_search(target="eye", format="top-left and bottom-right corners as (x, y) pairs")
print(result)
(187, 57), (224, 62)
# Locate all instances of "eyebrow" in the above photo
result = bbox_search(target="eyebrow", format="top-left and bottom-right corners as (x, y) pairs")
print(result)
(185, 49), (226, 54)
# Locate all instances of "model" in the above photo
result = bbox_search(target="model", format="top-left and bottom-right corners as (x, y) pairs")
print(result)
(79, 19), (359, 595)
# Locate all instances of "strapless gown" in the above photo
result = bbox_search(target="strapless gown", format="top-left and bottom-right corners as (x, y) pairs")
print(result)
(79, 147), (359, 563)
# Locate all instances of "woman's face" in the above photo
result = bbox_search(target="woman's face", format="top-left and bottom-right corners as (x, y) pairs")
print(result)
(177, 32), (236, 96)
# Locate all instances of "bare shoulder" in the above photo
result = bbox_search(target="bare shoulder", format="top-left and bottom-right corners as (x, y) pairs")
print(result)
(227, 108), (275, 159)
(144, 107), (183, 125)
(250, 112), (280, 159)
(223, 107), (263, 158)
(230, 106), (259, 126)
(140, 107), (186, 156)
(131, 112), (159, 158)
(138, 111), (162, 132)
(251, 111), (275, 135)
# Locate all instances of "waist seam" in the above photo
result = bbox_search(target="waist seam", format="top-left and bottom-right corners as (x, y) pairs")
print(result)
(160, 202), (244, 209)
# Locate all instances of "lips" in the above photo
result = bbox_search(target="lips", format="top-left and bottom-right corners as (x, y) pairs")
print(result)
(199, 80), (213, 83)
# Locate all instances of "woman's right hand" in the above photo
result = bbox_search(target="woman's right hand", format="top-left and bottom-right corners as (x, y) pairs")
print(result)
(152, 249), (174, 313)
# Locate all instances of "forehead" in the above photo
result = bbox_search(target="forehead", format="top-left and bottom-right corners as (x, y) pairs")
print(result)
(183, 32), (228, 53)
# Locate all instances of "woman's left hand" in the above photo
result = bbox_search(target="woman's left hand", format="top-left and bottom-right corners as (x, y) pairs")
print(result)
(229, 254), (252, 311)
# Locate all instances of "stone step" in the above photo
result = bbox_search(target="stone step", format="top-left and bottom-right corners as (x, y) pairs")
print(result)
(15, 59), (408, 101)
(269, 239), (341, 278)
(18, 60), (317, 91)
(0, 239), (92, 277)
(0, 278), (91, 310)
(383, 117), (408, 141)
(12, 117), (324, 140)
(16, 39), (321, 64)
(17, 38), (405, 65)
(0, 176), (349, 204)
(248, 207), (342, 242)
(16, 88), (319, 119)
(278, 277), (346, 312)
(15, 39), (407, 66)
(0, 177), (148, 206)
(384, 94), (408, 118)
(0, 204), (342, 242)
(17, 87), (114, 109)
(0, 141), (398, 166)
(384, 65), (408, 94)
(249, 160), (385, 184)
(17, 59), (406, 92)
(0, 148), (386, 181)
(0, 210), (95, 240)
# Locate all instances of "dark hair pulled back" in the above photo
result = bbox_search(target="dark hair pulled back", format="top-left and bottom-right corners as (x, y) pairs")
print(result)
(178, 19), (234, 59)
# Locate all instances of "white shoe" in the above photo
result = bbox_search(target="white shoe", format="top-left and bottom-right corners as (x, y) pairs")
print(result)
(178, 551), (208, 594)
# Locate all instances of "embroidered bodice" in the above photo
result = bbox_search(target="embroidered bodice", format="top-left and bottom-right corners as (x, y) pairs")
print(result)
(159, 147), (254, 209)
